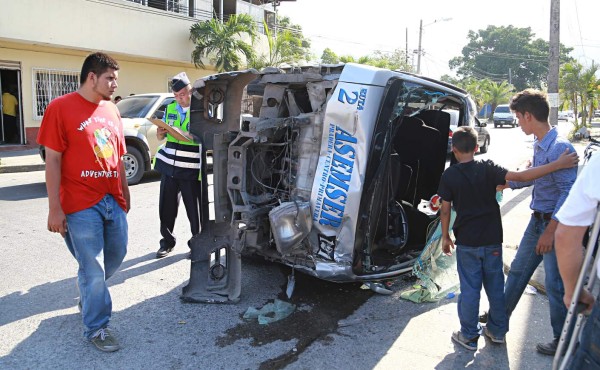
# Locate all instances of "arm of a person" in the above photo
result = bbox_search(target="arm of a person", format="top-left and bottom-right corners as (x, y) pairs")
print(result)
(555, 223), (595, 312)
(119, 161), (130, 213)
(505, 149), (577, 182)
(45, 148), (67, 237)
(440, 200), (454, 256)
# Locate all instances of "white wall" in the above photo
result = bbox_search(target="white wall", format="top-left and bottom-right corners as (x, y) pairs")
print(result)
(0, 0), (199, 63)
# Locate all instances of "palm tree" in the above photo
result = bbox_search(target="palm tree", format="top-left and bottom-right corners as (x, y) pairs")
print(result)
(560, 62), (583, 130)
(189, 14), (257, 72)
(580, 63), (599, 125)
(483, 80), (514, 117)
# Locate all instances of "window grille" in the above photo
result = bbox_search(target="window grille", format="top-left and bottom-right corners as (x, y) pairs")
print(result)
(32, 68), (80, 120)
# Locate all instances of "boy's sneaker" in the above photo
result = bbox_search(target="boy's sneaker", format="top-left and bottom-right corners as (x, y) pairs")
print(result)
(90, 328), (120, 352)
(484, 327), (506, 344)
(451, 330), (478, 351)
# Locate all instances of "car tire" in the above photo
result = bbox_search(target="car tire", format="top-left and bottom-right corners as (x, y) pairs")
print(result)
(494, 123), (499, 128)
(123, 145), (145, 185)
(479, 137), (489, 153)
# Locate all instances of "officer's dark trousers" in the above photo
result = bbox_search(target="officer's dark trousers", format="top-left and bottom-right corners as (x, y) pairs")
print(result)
(159, 174), (201, 249)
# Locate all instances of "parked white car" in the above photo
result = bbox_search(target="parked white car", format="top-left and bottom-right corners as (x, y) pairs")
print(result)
(117, 93), (174, 184)
(558, 110), (574, 121)
(38, 93), (174, 185)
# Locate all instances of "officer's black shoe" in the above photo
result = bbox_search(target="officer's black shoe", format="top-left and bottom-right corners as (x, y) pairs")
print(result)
(156, 246), (173, 259)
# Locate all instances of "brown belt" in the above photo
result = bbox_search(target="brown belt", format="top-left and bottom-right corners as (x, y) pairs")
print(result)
(533, 211), (553, 221)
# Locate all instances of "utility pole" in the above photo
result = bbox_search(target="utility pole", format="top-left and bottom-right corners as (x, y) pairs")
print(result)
(509, 68), (512, 85)
(417, 19), (423, 74)
(548, 0), (560, 126)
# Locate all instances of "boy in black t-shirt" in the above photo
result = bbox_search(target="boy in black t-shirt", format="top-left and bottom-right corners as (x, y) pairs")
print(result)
(437, 126), (577, 351)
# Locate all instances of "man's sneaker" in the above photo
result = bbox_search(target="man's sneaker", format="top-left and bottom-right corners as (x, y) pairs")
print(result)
(536, 338), (559, 356)
(77, 299), (82, 313)
(483, 327), (506, 344)
(156, 246), (173, 259)
(451, 330), (478, 351)
(90, 328), (120, 352)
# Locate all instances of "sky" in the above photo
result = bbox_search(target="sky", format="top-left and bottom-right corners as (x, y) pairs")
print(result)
(276, 0), (600, 80)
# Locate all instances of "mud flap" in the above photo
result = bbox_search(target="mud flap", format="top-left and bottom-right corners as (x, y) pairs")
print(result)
(181, 223), (241, 304)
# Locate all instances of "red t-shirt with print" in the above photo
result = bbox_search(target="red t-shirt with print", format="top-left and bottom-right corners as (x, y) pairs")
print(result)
(37, 92), (127, 214)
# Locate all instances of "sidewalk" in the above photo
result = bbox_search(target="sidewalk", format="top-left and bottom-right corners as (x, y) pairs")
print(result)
(0, 148), (45, 174)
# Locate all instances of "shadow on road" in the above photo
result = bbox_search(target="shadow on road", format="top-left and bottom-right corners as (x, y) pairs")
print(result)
(0, 252), (187, 328)
(0, 182), (47, 201)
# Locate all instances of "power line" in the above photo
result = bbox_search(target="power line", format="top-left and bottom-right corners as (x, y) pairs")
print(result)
(574, 0), (586, 59)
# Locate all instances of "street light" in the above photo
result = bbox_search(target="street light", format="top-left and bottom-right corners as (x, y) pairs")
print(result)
(416, 17), (452, 74)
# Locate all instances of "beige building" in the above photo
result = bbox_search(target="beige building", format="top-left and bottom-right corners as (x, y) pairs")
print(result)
(0, 0), (274, 150)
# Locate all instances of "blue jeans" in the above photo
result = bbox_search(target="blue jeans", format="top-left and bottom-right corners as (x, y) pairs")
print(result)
(504, 215), (567, 339)
(456, 244), (508, 339)
(568, 291), (600, 369)
(64, 194), (128, 339)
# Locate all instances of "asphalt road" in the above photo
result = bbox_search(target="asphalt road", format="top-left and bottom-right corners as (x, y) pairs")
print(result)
(0, 124), (565, 370)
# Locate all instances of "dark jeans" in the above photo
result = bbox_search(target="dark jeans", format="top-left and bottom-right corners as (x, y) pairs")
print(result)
(568, 290), (600, 369)
(456, 244), (508, 339)
(505, 215), (567, 339)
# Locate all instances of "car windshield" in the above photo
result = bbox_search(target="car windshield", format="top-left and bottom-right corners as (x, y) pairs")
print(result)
(495, 106), (510, 113)
(117, 96), (159, 118)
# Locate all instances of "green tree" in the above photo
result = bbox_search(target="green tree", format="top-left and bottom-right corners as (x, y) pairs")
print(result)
(341, 49), (412, 71)
(249, 21), (301, 69)
(276, 16), (312, 62)
(450, 25), (573, 90)
(189, 14), (257, 72)
(321, 48), (339, 64)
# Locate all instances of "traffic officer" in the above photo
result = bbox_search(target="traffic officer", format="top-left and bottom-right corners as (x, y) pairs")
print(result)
(154, 72), (202, 258)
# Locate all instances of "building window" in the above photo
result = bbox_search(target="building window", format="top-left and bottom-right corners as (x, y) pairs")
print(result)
(32, 69), (80, 120)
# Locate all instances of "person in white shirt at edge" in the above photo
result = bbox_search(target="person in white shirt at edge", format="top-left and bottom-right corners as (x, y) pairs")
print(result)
(554, 152), (600, 369)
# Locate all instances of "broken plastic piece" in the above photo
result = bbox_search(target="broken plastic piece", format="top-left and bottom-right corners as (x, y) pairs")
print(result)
(286, 271), (296, 299)
(243, 299), (296, 324)
(365, 282), (393, 295)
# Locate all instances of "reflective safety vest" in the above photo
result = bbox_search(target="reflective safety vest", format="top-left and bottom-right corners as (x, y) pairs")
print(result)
(154, 102), (202, 180)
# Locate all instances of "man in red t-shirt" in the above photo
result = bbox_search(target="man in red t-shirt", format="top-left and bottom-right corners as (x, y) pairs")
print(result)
(37, 52), (130, 353)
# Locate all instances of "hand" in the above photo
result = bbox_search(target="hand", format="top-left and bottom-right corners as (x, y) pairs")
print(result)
(555, 148), (579, 169)
(536, 228), (554, 254)
(564, 289), (596, 315)
(157, 127), (167, 140)
(442, 235), (455, 256)
(47, 208), (67, 237)
(496, 184), (508, 191)
(516, 158), (532, 171)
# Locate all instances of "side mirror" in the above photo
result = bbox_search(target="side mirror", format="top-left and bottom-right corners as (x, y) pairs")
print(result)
(480, 121), (487, 127)
(152, 110), (165, 120)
